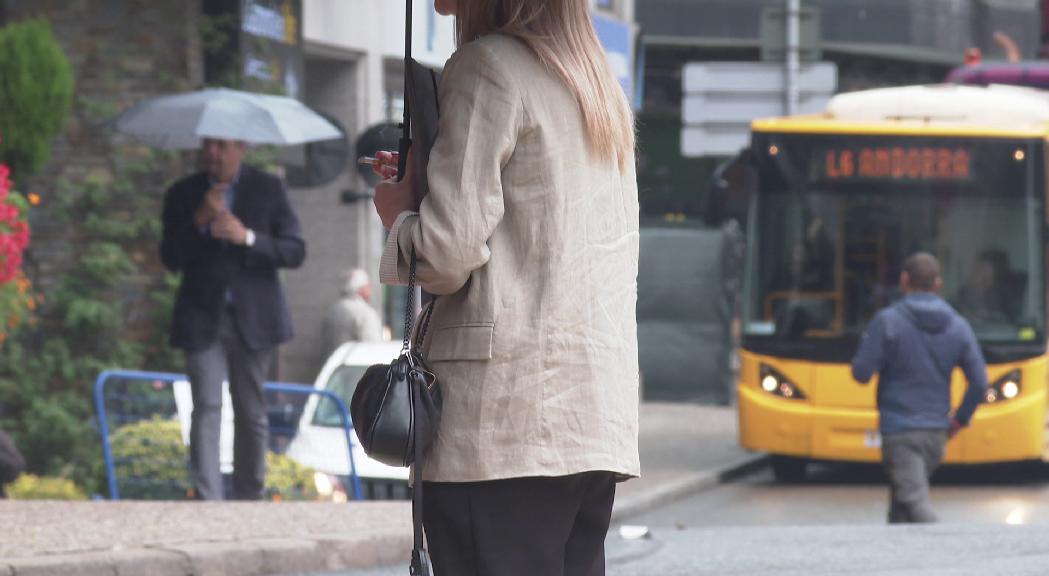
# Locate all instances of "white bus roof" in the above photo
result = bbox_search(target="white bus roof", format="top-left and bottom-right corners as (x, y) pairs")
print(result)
(753, 84), (1049, 138)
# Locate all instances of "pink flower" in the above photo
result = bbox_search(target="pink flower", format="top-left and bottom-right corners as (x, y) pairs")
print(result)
(0, 163), (30, 287)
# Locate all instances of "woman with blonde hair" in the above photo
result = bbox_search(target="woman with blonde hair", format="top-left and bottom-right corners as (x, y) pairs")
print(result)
(373, 0), (639, 574)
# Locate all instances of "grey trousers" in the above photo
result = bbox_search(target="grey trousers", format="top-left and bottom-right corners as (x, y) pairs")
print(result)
(185, 307), (272, 500)
(881, 429), (947, 524)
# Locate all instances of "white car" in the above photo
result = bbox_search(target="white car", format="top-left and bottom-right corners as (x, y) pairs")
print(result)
(284, 340), (410, 500)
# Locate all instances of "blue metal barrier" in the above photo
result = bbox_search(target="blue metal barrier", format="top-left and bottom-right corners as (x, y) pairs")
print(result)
(263, 381), (363, 500)
(94, 369), (362, 501)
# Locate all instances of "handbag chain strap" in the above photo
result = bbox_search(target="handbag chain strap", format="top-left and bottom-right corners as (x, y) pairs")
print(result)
(404, 254), (434, 574)
(401, 248), (435, 357)
(401, 249), (418, 354)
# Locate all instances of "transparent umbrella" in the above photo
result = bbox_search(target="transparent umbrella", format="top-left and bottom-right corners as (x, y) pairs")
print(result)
(109, 87), (341, 149)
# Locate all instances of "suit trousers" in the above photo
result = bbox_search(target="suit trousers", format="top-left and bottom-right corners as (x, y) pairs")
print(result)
(422, 471), (617, 576)
(185, 306), (272, 500)
(881, 429), (947, 524)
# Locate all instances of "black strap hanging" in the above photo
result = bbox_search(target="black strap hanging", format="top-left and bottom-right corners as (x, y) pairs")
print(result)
(404, 4), (433, 574)
(398, 0), (413, 184)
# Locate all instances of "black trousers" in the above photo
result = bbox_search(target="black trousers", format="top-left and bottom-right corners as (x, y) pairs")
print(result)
(422, 471), (617, 576)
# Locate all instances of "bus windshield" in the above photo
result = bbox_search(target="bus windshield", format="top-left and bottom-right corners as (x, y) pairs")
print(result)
(743, 133), (1046, 362)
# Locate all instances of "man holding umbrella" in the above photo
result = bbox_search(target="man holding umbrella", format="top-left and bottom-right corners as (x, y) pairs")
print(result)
(160, 137), (306, 500)
(114, 87), (333, 500)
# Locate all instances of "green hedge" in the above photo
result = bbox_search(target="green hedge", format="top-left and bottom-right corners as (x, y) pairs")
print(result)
(109, 416), (318, 501)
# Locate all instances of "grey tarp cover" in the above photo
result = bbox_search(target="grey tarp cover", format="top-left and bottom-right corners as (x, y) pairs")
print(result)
(637, 222), (743, 404)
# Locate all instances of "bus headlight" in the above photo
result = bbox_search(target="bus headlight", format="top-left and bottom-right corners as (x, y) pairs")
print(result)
(985, 370), (1021, 404)
(759, 364), (806, 400)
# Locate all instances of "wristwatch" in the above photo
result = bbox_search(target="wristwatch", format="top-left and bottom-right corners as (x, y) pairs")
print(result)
(245, 229), (256, 247)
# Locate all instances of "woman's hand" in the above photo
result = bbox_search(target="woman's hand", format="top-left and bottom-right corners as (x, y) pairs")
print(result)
(373, 149), (418, 229)
(371, 150), (400, 180)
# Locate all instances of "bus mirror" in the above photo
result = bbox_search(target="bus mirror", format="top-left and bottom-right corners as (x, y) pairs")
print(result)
(703, 148), (754, 228)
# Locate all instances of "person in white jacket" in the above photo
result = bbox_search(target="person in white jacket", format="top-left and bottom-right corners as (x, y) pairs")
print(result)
(322, 268), (382, 356)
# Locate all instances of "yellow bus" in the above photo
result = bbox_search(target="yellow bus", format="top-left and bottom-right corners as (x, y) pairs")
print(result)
(738, 84), (1049, 481)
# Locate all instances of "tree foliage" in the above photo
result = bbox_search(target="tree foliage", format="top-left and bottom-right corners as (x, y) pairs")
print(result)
(0, 148), (184, 495)
(0, 18), (74, 180)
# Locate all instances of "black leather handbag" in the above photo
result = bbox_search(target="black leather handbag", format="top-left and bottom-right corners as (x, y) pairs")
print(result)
(350, 253), (440, 467)
(350, 251), (441, 576)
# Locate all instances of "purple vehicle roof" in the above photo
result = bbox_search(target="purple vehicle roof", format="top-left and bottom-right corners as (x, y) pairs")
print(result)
(948, 62), (1049, 88)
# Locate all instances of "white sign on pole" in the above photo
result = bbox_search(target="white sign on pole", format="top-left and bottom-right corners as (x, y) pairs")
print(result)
(680, 62), (837, 157)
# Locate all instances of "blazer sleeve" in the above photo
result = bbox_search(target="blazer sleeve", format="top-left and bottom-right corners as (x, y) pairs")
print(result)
(244, 180), (306, 270)
(380, 41), (522, 295)
(159, 183), (210, 272)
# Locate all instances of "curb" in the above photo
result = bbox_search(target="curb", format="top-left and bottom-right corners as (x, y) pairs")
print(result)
(610, 454), (770, 523)
(5, 457), (768, 576)
(6, 533), (413, 576)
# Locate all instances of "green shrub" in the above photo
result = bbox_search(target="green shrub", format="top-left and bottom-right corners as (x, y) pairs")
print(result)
(265, 449), (319, 502)
(8, 474), (88, 500)
(109, 416), (318, 501)
(110, 415), (192, 500)
(0, 18), (74, 179)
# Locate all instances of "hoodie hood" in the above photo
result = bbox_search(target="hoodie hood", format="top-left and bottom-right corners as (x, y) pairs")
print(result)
(898, 293), (953, 334)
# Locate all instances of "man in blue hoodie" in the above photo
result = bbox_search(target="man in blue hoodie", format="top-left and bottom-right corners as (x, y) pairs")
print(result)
(852, 252), (987, 523)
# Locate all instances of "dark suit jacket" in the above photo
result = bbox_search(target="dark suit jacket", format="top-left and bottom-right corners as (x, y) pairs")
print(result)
(160, 165), (306, 352)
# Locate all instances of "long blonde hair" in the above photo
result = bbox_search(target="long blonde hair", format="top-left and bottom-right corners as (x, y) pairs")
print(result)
(456, 0), (635, 173)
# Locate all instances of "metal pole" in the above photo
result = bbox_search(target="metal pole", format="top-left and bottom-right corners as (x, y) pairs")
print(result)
(94, 370), (120, 500)
(785, 0), (800, 115)
(398, 0), (413, 182)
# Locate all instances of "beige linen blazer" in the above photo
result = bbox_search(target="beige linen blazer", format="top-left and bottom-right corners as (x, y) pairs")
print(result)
(380, 34), (640, 482)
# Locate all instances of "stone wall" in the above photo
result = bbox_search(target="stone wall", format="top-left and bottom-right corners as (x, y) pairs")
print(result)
(2, 0), (202, 347)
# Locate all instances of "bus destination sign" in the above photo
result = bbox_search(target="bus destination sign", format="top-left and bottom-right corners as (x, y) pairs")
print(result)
(815, 146), (972, 183)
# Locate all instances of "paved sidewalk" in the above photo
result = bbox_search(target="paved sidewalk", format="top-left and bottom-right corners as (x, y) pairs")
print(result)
(0, 402), (758, 575)
(603, 524), (1049, 575)
(613, 402), (763, 522)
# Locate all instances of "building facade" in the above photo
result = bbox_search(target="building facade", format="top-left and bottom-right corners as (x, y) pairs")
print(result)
(635, 0), (1042, 219)
(278, 0), (458, 382)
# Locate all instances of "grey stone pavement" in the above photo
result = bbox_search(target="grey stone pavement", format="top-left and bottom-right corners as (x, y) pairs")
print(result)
(0, 402), (761, 575)
(600, 523), (1049, 576)
(314, 524), (1049, 576)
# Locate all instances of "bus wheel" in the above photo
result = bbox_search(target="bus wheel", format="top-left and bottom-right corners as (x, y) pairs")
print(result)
(771, 456), (808, 483)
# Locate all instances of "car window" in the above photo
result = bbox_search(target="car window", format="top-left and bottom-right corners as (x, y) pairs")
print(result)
(311, 364), (368, 428)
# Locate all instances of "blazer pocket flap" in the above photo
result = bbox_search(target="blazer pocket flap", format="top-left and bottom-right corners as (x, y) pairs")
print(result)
(427, 323), (494, 361)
